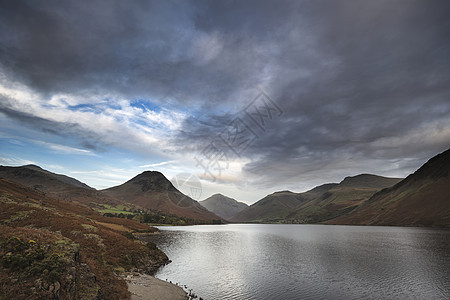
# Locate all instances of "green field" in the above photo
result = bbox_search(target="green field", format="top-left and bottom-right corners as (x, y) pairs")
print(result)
(93, 203), (136, 215)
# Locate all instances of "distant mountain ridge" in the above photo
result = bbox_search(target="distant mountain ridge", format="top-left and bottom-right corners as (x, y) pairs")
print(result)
(199, 194), (248, 220)
(232, 174), (402, 223)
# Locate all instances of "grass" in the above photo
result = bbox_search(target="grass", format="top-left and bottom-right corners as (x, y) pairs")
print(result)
(98, 208), (135, 215)
(94, 221), (132, 232)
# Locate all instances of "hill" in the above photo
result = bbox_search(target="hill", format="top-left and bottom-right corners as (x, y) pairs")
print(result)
(0, 165), (92, 192)
(330, 148), (450, 227)
(231, 191), (308, 222)
(102, 171), (222, 221)
(287, 174), (402, 223)
(199, 194), (248, 220)
(232, 175), (402, 223)
(0, 165), (122, 208)
(0, 178), (168, 299)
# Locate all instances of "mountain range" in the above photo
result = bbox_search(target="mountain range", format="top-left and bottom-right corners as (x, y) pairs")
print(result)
(232, 148), (450, 227)
(0, 165), (222, 222)
(1, 147), (449, 227)
(231, 174), (402, 223)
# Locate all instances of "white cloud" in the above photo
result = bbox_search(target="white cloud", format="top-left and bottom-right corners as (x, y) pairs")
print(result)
(0, 157), (35, 166)
(34, 141), (94, 155)
(139, 160), (176, 168)
(0, 78), (187, 158)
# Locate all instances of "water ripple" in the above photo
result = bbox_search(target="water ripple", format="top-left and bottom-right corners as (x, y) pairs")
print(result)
(148, 224), (450, 300)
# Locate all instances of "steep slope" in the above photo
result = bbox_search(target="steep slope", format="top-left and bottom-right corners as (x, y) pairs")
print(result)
(288, 175), (402, 223)
(0, 165), (121, 207)
(330, 148), (450, 227)
(199, 194), (248, 220)
(102, 171), (221, 221)
(0, 179), (168, 299)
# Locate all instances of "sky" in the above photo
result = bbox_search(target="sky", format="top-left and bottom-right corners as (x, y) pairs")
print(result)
(0, 0), (449, 204)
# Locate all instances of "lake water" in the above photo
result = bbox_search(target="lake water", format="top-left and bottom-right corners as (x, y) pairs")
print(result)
(150, 224), (450, 299)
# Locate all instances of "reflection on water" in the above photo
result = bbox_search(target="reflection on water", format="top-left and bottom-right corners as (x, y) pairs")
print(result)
(148, 224), (450, 300)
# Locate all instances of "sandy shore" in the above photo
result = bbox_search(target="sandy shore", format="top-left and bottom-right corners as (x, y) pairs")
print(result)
(125, 273), (188, 300)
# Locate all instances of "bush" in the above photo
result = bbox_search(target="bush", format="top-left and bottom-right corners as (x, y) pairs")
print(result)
(0, 236), (69, 283)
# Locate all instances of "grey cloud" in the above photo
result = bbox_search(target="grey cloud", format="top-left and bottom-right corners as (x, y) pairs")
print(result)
(171, 0), (450, 186)
(1, 0), (450, 190)
(0, 0), (271, 109)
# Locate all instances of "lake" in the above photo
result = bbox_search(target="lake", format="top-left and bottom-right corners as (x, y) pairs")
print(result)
(150, 224), (450, 299)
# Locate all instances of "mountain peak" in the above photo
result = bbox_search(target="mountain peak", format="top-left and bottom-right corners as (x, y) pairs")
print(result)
(140, 170), (165, 177)
(339, 174), (402, 189)
(205, 193), (235, 201)
(200, 194), (248, 220)
(272, 190), (294, 195)
(103, 171), (222, 221)
(128, 170), (169, 183)
(341, 173), (378, 181)
(210, 193), (225, 197)
(125, 170), (173, 193)
(23, 164), (44, 170)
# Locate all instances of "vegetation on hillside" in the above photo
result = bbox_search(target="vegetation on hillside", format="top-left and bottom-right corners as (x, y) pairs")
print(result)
(0, 179), (168, 299)
(96, 202), (223, 225)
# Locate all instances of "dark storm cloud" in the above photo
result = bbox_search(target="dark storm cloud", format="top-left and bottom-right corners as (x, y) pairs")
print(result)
(175, 0), (450, 185)
(0, 0), (270, 108)
(1, 0), (450, 189)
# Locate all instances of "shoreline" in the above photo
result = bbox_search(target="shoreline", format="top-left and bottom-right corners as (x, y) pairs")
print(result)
(123, 273), (188, 300)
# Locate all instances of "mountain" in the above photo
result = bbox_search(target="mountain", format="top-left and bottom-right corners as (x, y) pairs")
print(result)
(102, 171), (222, 221)
(338, 174), (402, 189)
(330, 148), (450, 227)
(199, 194), (248, 220)
(0, 165), (222, 222)
(0, 178), (168, 299)
(232, 174), (402, 223)
(287, 174), (402, 223)
(0, 164), (92, 191)
(0, 165), (121, 207)
(231, 190), (308, 222)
